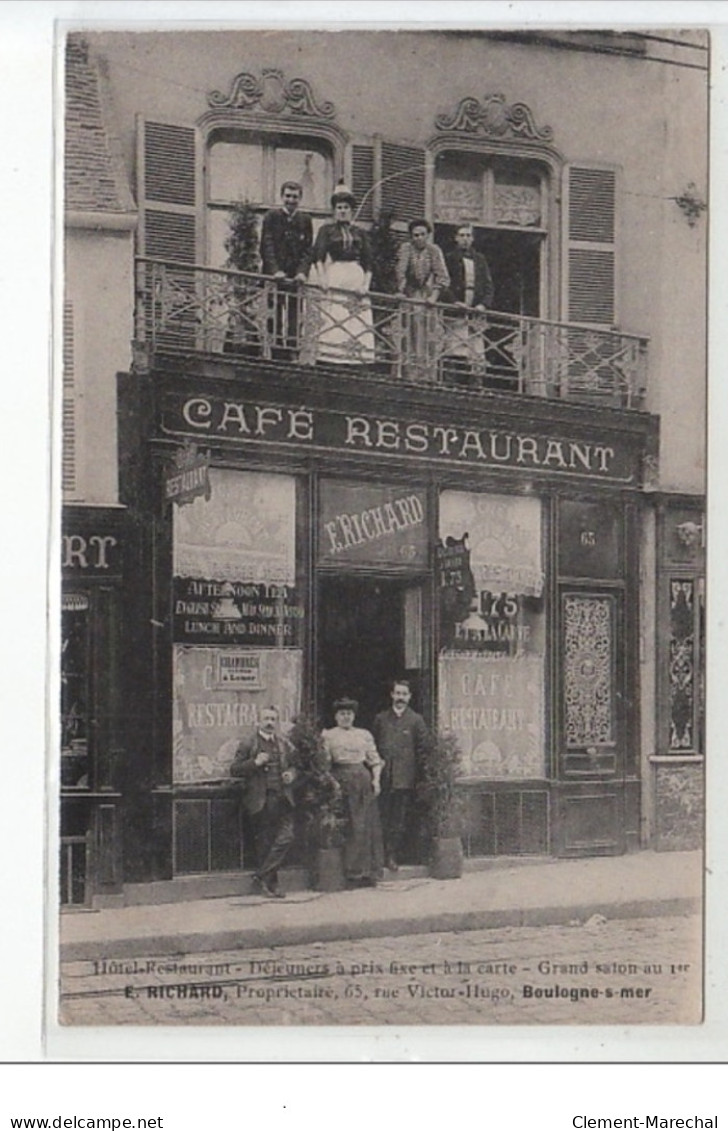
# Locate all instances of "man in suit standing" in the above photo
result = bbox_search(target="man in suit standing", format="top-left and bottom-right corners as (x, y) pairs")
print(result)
(230, 705), (300, 898)
(442, 223), (494, 385)
(373, 680), (430, 872)
(261, 181), (313, 356)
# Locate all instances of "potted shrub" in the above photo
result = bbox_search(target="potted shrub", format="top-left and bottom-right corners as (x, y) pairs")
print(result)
(220, 199), (263, 354)
(417, 729), (465, 880)
(369, 209), (400, 367)
(288, 715), (346, 892)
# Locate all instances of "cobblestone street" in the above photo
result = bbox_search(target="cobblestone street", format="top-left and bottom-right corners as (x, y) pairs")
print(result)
(59, 914), (701, 1027)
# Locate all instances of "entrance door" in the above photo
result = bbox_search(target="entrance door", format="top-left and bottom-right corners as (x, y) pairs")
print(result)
(318, 575), (426, 730)
(553, 586), (629, 856)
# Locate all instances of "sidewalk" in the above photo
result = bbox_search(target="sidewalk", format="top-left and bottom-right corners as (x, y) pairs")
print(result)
(59, 850), (703, 962)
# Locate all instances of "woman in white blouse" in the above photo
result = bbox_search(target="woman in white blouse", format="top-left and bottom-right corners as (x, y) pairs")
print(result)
(322, 697), (385, 887)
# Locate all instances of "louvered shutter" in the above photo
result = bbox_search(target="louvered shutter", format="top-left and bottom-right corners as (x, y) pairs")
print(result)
(565, 165), (617, 326)
(62, 299), (77, 497)
(380, 140), (427, 227)
(136, 118), (201, 349)
(137, 118), (200, 261)
(351, 143), (376, 223)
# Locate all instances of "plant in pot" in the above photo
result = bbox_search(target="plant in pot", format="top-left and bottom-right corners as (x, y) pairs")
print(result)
(417, 729), (465, 880)
(369, 209), (399, 296)
(220, 198), (262, 354)
(369, 209), (400, 364)
(288, 715), (347, 892)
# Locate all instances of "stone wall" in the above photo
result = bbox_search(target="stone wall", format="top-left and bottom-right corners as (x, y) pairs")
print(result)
(652, 758), (704, 851)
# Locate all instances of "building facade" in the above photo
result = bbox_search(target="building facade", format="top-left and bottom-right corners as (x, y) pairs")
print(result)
(61, 28), (707, 904)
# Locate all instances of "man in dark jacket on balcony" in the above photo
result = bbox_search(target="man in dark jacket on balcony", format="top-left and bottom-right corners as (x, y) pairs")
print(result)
(230, 705), (301, 898)
(261, 181), (314, 356)
(373, 680), (430, 871)
(442, 223), (494, 386)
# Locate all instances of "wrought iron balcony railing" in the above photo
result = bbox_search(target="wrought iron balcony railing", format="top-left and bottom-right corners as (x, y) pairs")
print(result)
(135, 258), (648, 409)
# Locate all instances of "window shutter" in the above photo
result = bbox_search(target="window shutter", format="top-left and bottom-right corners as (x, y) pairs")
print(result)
(136, 117), (201, 349)
(62, 299), (77, 497)
(351, 143), (376, 223)
(136, 117), (200, 262)
(565, 165), (617, 325)
(380, 140), (427, 226)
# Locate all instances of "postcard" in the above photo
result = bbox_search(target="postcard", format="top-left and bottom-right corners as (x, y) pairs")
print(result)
(39, 9), (717, 1058)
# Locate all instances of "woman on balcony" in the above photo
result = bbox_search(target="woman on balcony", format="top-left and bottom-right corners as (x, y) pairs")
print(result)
(304, 182), (375, 365)
(396, 219), (450, 383)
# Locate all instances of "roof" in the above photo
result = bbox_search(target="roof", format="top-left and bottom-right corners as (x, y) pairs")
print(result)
(65, 34), (135, 216)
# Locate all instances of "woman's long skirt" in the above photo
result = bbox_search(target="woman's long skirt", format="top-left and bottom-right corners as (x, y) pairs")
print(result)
(401, 287), (444, 383)
(333, 763), (384, 882)
(305, 259), (375, 365)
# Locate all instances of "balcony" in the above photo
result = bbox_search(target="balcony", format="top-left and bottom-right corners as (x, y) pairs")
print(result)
(135, 259), (649, 410)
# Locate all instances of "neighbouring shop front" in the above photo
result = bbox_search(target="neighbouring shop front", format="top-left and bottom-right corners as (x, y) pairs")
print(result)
(118, 368), (657, 887)
(60, 505), (125, 904)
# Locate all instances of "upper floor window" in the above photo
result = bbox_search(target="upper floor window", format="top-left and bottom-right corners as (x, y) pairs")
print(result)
(206, 130), (334, 266)
(434, 150), (549, 319)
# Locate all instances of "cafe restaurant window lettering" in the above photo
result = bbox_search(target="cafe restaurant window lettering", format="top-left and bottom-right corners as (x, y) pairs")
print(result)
(438, 491), (546, 780)
(172, 467), (302, 647)
(171, 468), (303, 785)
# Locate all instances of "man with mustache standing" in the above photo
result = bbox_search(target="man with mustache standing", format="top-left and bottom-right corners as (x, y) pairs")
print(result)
(373, 679), (430, 872)
(230, 705), (300, 898)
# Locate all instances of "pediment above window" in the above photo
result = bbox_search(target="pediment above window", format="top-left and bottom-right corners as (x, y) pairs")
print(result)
(435, 93), (554, 143)
(207, 67), (336, 121)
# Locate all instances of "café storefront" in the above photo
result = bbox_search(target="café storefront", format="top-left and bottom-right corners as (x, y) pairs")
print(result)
(118, 365), (658, 886)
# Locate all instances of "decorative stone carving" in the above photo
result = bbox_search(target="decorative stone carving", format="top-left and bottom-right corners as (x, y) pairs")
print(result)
(493, 184), (541, 226)
(435, 93), (554, 142)
(434, 177), (483, 222)
(675, 520), (704, 549)
(208, 67), (336, 119)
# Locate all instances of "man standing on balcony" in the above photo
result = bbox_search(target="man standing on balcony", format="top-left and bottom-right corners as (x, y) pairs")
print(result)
(230, 705), (301, 898)
(373, 679), (430, 872)
(261, 181), (313, 357)
(442, 224), (494, 386)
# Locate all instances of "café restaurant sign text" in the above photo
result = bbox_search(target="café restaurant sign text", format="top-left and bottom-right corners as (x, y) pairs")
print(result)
(165, 442), (211, 506)
(162, 393), (640, 484)
(318, 480), (428, 566)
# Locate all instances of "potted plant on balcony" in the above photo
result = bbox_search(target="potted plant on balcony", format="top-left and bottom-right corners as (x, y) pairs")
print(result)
(369, 209), (400, 368)
(370, 209), (399, 296)
(417, 729), (465, 880)
(288, 715), (346, 892)
(220, 198), (263, 355)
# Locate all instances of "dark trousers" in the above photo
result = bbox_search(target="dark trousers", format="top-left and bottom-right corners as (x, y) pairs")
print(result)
(251, 794), (295, 884)
(271, 280), (302, 357)
(379, 788), (414, 863)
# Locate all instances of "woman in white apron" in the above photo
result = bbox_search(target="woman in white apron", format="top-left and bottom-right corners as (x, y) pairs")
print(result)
(304, 182), (375, 365)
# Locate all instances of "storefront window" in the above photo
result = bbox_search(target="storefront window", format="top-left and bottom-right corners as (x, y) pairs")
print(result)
(438, 491), (546, 780)
(172, 469), (303, 784)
